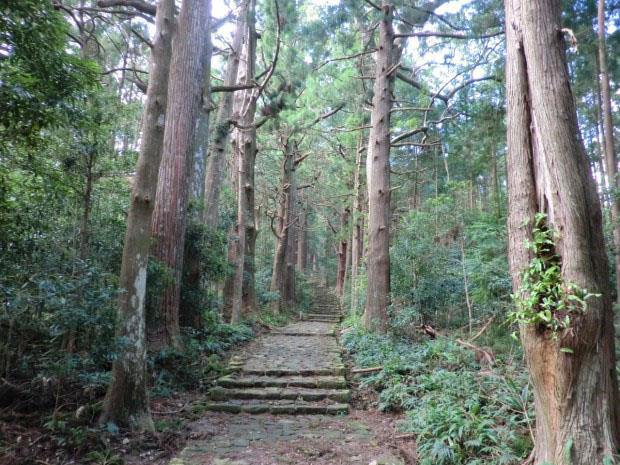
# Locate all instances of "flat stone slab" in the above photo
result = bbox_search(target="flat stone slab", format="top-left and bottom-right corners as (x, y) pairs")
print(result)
(217, 374), (347, 389)
(209, 386), (350, 402)
(203, 400), (349, 415)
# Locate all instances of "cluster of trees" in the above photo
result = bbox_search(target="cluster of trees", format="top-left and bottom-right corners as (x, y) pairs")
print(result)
(1, 0), (619, 463)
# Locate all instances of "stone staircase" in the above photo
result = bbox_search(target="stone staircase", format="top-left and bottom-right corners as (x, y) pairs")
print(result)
(302, 284), (344, 324)
(204, 288), (349, 415)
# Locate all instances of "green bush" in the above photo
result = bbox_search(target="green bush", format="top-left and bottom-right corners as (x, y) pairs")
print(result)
(342, 325), (532, 465)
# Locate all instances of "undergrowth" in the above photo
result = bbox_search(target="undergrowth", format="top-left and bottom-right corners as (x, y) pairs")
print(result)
(342, 321), (533, 465)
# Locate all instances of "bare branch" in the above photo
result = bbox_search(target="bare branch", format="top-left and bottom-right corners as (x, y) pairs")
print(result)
(314, 49), (377, 71)
(96, 0), (156, 15)
(394, 30), (504, 40)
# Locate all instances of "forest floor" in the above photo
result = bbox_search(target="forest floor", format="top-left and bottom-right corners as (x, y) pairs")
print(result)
(1, 318), (413, 465)
(166, 319), (414, 465)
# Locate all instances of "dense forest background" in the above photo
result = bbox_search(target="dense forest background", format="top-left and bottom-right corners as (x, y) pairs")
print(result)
(1, 0), (619, 464)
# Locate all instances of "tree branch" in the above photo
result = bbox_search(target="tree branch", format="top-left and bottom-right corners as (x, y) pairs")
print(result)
(96, 0), (156, 15)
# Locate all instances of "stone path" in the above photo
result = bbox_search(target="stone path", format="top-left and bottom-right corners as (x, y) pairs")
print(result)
(204, 289), (348, 415)
(168, 288), (411, 465)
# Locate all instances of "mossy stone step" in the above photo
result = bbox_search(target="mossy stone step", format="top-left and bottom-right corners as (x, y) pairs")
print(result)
(209, 386), (350, 403)
(203, 400), (349, 415)
(217, 374), (347, 389)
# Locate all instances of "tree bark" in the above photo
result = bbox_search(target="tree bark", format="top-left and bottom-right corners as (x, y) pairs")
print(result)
(363, 3), (396, 333)
(597, 0), (620, 303)
(148, 0), (211, 350)
(505, 0), (620, 463)
(296, 203), (308, 272)
(222, 1), (257, 322)
(202, 0), (248, 227)
(180, 0), (212, 329)
(351, 138), (364, 313)
(270, 138), (295, 312)
(335, 208), (350, 297)
(100, 0), (174, 431)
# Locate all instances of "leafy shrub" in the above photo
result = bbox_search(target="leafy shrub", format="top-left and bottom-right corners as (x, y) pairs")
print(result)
(342, 325), (532, 465)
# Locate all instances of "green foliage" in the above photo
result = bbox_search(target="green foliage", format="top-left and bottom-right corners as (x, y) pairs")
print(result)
(342, 325), (532, 465)
(150, 319), (253, 395)
(509, 213), (599, 338)
(0, 0), (98, 141)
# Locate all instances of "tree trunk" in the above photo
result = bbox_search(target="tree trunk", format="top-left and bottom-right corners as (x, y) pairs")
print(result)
(336, 208), (350, 297)
(282, 142), (298, 309)
(180, 0), (212, 329)
(270, 139), (295, 312)
(505, 0), (620, 463)
(222, 2), (257, 322)
(148, 0), (211, 350)
(350, 138), (364, 313)
(363, 3), (396, 333)
(296, 203), (308, 272)
(598, 0), (620, 303)
(203, 0), (248, 227)
(100, 0), (174, 431)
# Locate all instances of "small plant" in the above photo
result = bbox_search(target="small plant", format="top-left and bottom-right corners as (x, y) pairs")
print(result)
(508, 213), (599, 339)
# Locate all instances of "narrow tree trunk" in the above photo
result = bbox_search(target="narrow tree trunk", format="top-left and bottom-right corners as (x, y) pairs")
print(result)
(203, 0), (248, 227)
(282, 143), (298, 309)
(270, 140), (295, 311)
(363, 3), (396, 333)
(100, 0), (174, 431)
(222, 2), (258, 321)
(341, 228), (352, 307)
(350, 139), (364, 313)
(335, 208), (350, 297)
(296, 203), (307, 272)
(505, 1), (620, 463)
(598, 0), (620, 302)
(148, 0), (211, 349)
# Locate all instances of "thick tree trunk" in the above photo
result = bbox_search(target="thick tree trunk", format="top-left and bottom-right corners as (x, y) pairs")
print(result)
(180, 0), (212, 329)
(505, 1), (620, 463)
(148, 0), (211, 350)
(363, 3), (395, 333)
(203, 0), (248, 227)
(598, 0), (620, 302)
(222, 3), (257, 322)
(100, 0), (174, 431)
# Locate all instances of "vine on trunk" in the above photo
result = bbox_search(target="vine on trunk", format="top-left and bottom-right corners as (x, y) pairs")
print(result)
(508, 213), (599, 343)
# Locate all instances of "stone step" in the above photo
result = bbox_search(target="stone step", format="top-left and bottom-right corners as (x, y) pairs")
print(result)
(304, 313), (342, 322)
(217, 374), (347, 389)
(209, 386), (350, 403)
(202, 399), (349, 415)
(241, 366), (345, 377)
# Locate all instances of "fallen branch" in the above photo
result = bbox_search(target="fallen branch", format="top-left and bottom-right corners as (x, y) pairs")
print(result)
(469, 316), (495, 343)
(351, 366), (383, 374)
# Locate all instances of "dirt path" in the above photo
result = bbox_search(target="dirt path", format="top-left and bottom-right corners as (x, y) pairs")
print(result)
(168, 289), (413, 465)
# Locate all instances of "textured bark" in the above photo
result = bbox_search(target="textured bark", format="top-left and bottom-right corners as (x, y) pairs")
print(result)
(350, 138), (364, 313)
(283, 157), (297, 309)
(598, 0), (620, 302)
(180, 0), (212, 329)
(296, 204), (308, 272)
(202, 0), (248, 227)
(335, 208), (350, 298)
(148, 0), (211, 349)
(100, 0), (174, 431)
(222, 2), (257, 322)
(363, 3), (395, 333)
(505, 1), (620, 463)
(270, 140), (295, 312)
